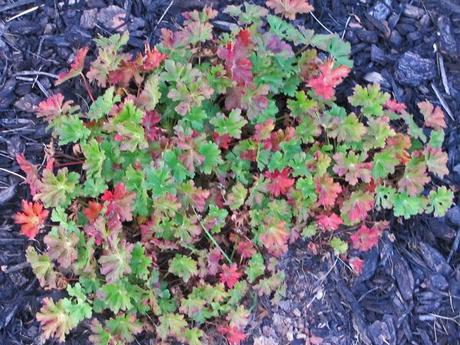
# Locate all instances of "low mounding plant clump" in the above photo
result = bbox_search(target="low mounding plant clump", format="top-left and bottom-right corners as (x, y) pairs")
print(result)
(13, 1), (453, 344)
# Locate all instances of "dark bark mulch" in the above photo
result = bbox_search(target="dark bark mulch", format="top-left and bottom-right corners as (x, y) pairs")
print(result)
(0, 0), (459, 344)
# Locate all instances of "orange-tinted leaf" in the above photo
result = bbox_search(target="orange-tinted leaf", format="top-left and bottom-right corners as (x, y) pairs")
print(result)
(260, 219), (289, 257)
(315, 174), (342, 208)
(265, 168), (295, 197)
(307, 60), (350, 100)
(83, 201), (103, 223)
(36, 297), (74, 342)
(55, 47), (89, 85)
(350, 224), (383, 251)
(13, 200), (49, 239)
(218, 325), (247, 345)
(36, 93), (76, 123)
(341, 191), (374, 225)
(16, 154), (43, 196)
(220, 263), (242, 289)
(424, 146), (449, 178)
(142, 44), (167, 72)
(266, 0), (314, 20)
(418, 101), (446, 130)
(397, 155), (430, 196)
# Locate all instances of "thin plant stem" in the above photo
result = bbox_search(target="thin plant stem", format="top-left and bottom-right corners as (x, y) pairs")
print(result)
(80, 72), (95, 102)
(192, 207), (232, 264)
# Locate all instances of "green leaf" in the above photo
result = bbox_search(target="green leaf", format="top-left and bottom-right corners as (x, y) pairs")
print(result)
(333, 114), (366, 143)
(26, 246), (58, 289)
(82, 139), (105, 180)
(312, 34), (353, 67)
(210, 108), (247, 139)
(36, 168), (80, 208)
(246, 253), (265, 283)
(130, 244), (152, 280)
(226, 182), (247, 210)
(51, 115), (90, 145)
(330, 237), (348, 255)
(429, 130), (445, 148)
(185, 328), (204, 345)
(198, 142), (222, 174)
(375, 186), (396, 210)
(100, 281), (132, 314)
(145, 165), (176, 197)
(163, 149), (191, 182)
(427, 186), (454, 217)
(348, 84), (390, 118)
(267, 15), (313, 45)
(372, 149), (399, 179)
(169, 254), (198, 283)
(139, 75), (161, 111)
(393, 192), (426, 219)
(301, 224), (317, 238)
(87, 86), (120, 120)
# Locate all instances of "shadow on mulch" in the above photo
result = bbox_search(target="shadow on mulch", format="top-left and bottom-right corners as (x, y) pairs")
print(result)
(0, 0), (459, 344)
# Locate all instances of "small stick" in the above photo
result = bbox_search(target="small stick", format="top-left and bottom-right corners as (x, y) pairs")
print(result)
(13, 71), (59, 79)
(6, 5), (43, 22)
(341, 16), (351, 39)
(2, 261), (30, 274)
(154, 0), (174, 32)
(438, 53), (451, 95)
(431, 83), (455, 121)
(310, 12), (334, 34)
(0, 168), (26, 180)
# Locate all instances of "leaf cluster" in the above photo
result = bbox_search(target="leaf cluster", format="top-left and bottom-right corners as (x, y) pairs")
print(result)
(15, 2), (453, 344)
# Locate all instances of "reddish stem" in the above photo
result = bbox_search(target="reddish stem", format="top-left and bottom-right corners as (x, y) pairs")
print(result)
(80, 72), (94, 102)
(54, 161), (84, 168)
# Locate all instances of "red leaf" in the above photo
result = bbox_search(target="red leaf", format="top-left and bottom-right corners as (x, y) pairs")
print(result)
(342, 191), (374, 224)
(316, 213), (343, 231)
(384, 99), (406, 114)
(315, 174), (342, 208)
(13, 200), (49, 239)
(418, 101), (446, 130)
(207, 248), (222, 276)
(142, 110), (163, 142)
(55, 47), (89, 85)
(213, 132), (232, 150)
(350, 224), (383, 252)
(101, 183), (136, 229)
(237, 241), (257, 259)
(217, 31), (253, 86)
(83, 201), (103, 223)
(307, 60), (350, 100)
(16, 154), (43, 196)
(108, 58), (143, 87)
(219, 263), (242, 289)
(349, 257), (364, 275)
(266, 0), (314, 20)
(265, 168), (295, 197)
(142, 44), (167, 72)
(218, 325), (247, 345)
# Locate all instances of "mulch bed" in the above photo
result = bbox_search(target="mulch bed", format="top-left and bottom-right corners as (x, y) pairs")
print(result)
(0, 0), (459, 344)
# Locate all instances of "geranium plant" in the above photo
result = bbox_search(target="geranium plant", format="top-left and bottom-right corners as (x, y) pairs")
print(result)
(14, 1), (453, 344)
